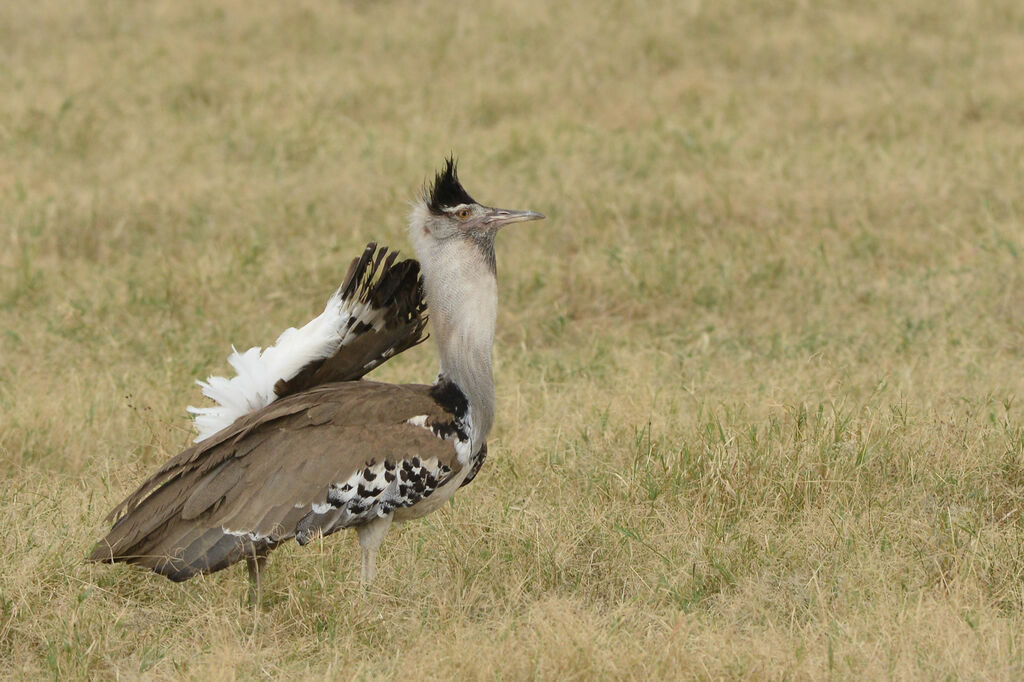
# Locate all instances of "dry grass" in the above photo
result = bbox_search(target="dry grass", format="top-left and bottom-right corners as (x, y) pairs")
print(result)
(2, 0), (1024, 678)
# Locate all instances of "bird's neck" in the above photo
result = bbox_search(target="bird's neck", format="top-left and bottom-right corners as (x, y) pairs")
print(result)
(418, 240), (498, 445)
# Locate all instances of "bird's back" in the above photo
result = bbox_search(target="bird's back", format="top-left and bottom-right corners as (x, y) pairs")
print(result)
(90, 380), (477, 581)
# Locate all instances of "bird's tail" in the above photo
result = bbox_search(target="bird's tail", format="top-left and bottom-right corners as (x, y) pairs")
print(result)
(187, 243), (428, 442)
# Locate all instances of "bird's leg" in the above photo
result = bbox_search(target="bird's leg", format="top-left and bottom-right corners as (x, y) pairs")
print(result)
(360, 547), (376, 586)
(357, 515), (393, 586)
(245, 549), (268, 608)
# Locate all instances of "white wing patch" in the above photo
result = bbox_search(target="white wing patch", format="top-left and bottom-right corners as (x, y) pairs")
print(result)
(187, 291), (386, 443)
(406, 415), (430, 429)
(220, 527), (270, 542)
(407, 412), (474, 467)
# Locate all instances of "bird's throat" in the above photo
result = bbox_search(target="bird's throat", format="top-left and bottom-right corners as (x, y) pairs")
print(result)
(420, 242), (498, 446)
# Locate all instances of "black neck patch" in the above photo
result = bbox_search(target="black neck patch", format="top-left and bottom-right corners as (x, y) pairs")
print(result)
(427, 157), (476, 214)
(430, 374), (469, 419)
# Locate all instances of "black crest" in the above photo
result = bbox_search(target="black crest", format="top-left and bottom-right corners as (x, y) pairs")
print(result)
(427, 157), (476, 214)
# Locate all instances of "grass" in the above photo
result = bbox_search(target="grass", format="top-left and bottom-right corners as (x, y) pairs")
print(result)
(2, 0), (1024, 678)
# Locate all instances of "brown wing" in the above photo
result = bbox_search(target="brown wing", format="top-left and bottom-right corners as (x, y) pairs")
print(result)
(89, 381), (469, 582)
(273, 243), (428, 398)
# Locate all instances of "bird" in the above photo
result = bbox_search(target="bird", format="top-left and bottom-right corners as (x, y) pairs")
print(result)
(88, 158), (545, 604)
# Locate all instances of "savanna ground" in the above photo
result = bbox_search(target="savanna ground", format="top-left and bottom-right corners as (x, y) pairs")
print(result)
(2, 0), (1024, 678)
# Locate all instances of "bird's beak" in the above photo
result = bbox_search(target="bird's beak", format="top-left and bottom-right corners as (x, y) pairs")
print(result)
(484, 208), (546, 228)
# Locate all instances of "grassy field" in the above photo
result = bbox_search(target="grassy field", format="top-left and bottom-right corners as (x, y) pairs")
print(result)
(2, 0), (1024, 678)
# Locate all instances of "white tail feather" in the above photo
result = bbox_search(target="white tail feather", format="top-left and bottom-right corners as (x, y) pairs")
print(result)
(187, 290), (385, 443)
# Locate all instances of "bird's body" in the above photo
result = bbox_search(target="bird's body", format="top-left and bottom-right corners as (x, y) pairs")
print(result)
(89, 159), (543, 598)
(96, 379), (478, 581)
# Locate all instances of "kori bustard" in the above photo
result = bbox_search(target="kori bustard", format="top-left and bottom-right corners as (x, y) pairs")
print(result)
(89, 159), (544, 602)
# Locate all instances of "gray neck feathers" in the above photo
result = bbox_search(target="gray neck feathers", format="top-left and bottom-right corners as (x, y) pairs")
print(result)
(412, 229), (498, 446)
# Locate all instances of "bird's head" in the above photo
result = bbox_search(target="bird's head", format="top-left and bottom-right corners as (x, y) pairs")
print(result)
(409, 158), (544, 271)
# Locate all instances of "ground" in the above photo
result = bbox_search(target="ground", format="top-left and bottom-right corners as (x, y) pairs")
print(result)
(2, 0), (1024, 678)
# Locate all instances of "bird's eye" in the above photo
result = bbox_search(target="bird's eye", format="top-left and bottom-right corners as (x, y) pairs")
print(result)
(456, 208), (471, 220)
